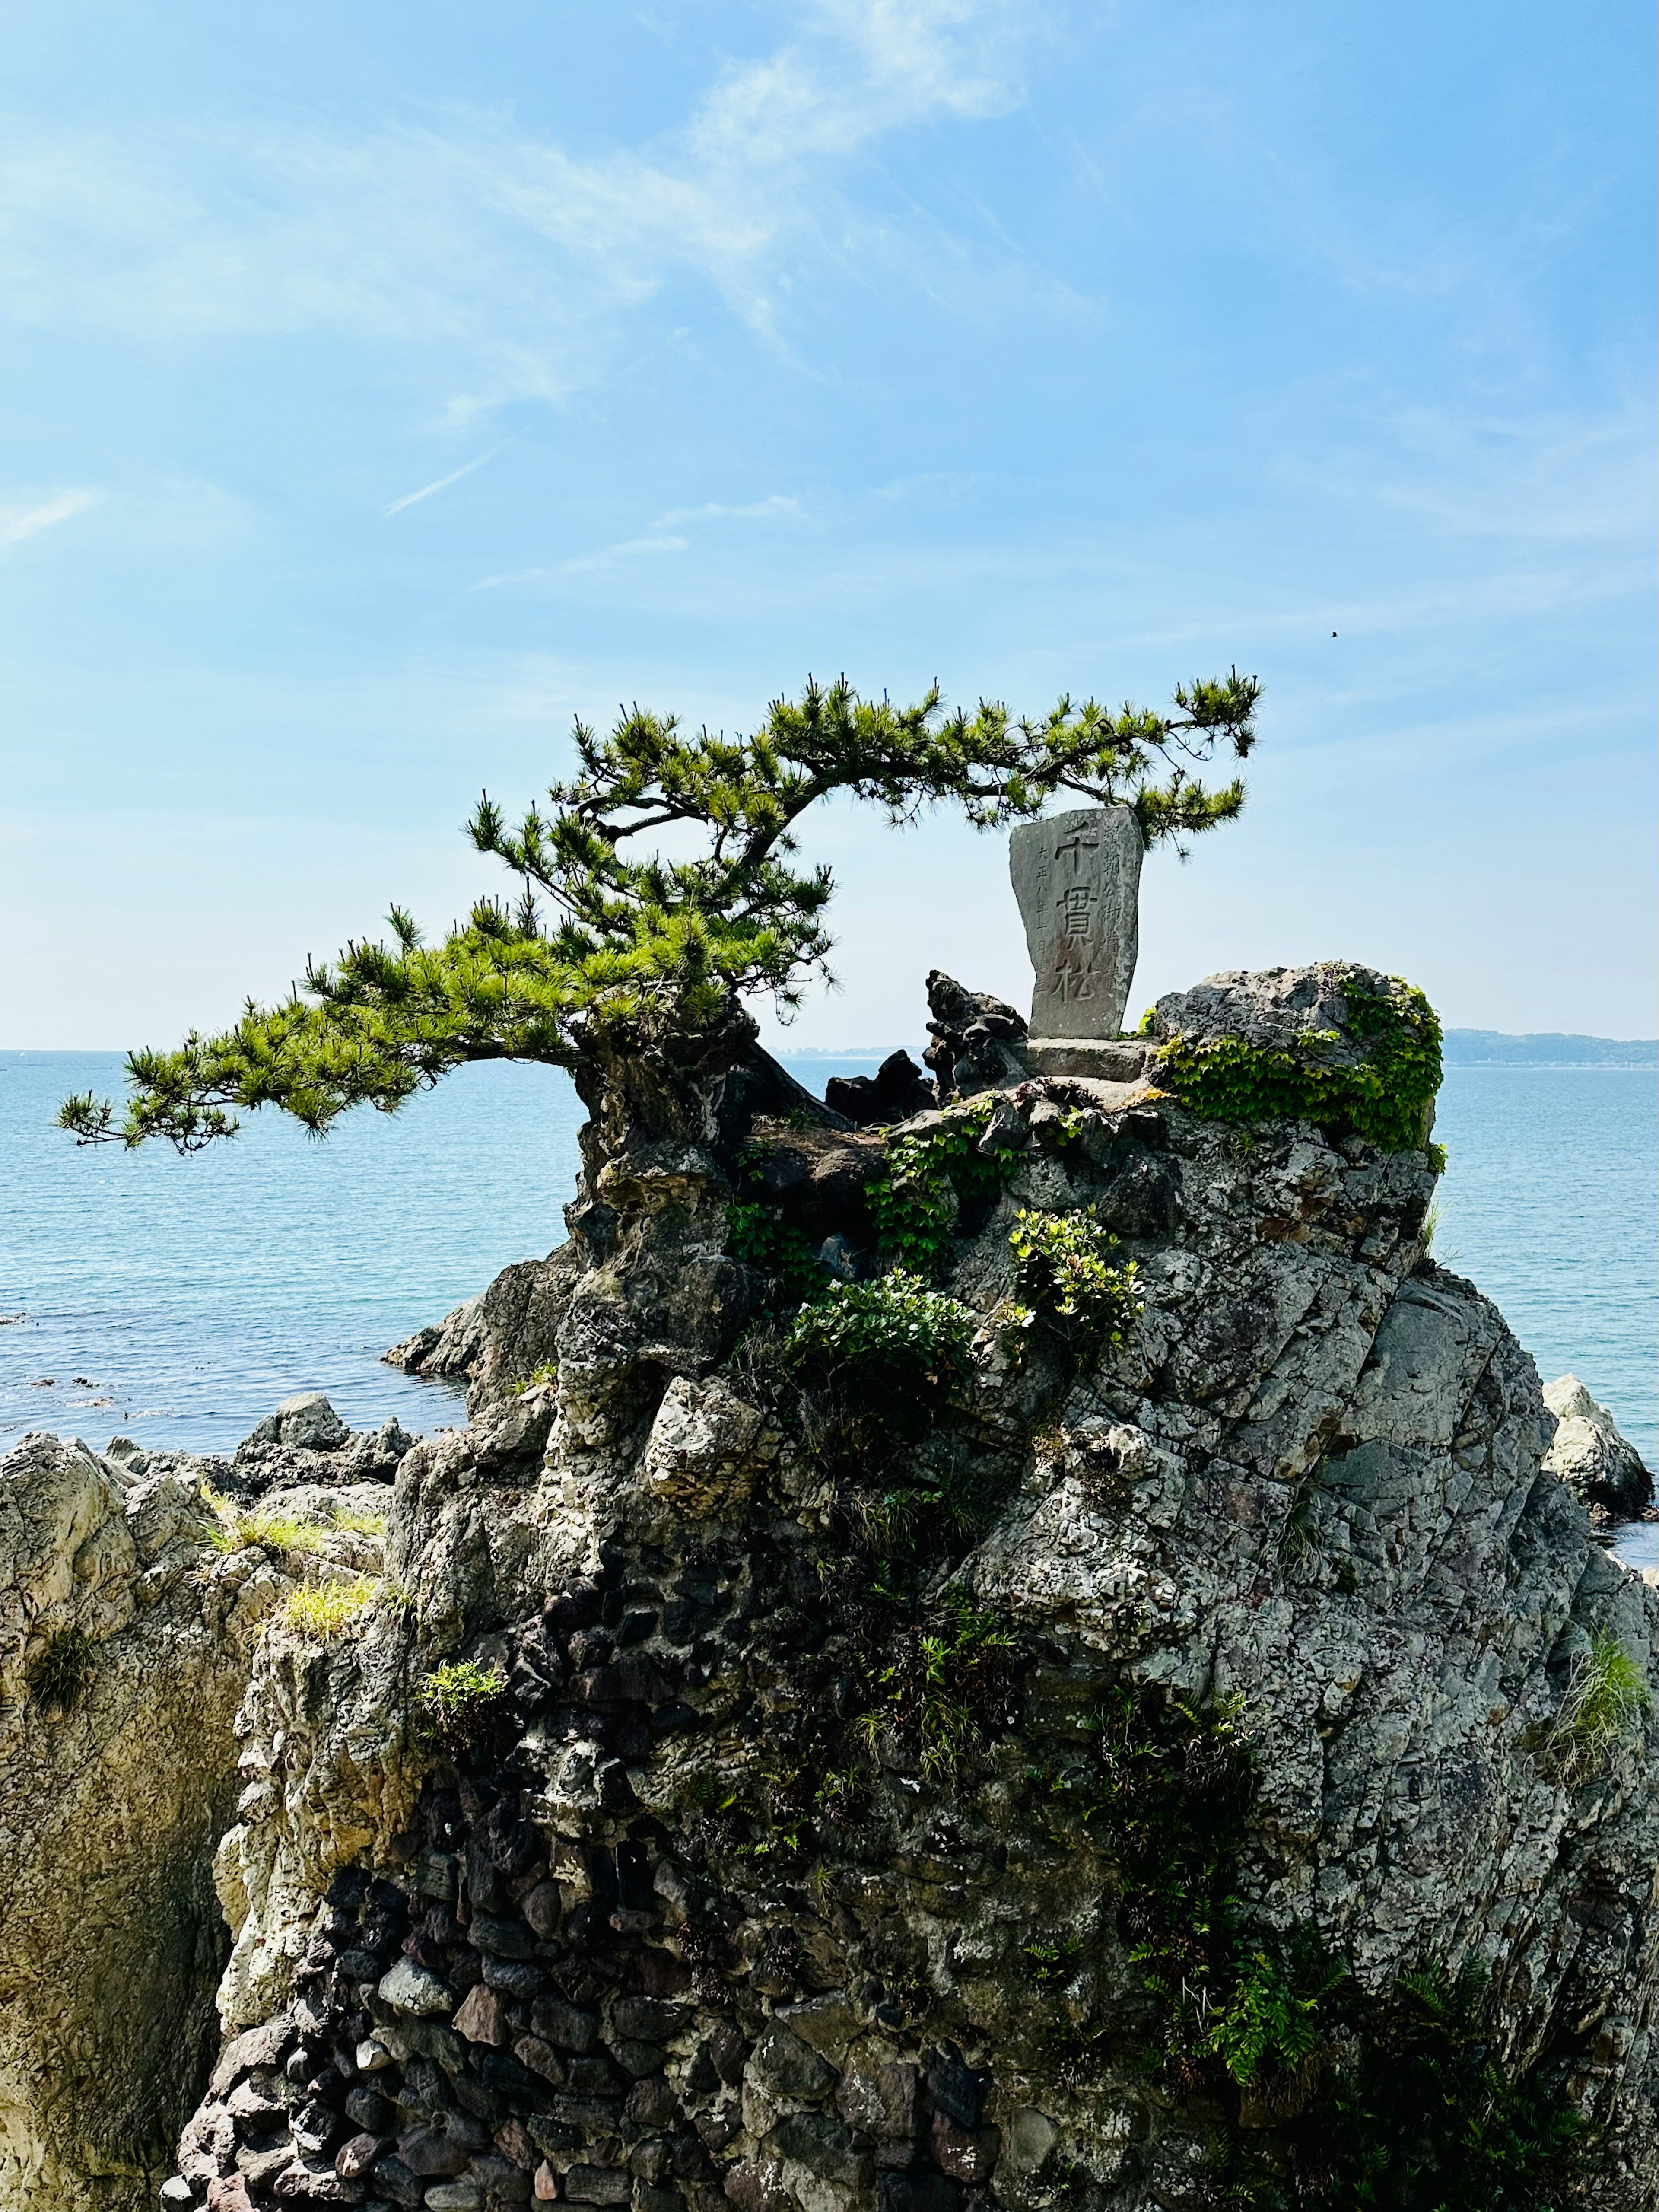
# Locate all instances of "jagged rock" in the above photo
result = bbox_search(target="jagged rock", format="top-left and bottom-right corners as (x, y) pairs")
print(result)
(384, 1297), (490, 1380)
(824, 1051), (936, 1129)
(1544, 1374), (1654, 1518)
(0, 1432), (292, 2210)
(1149, 961), (1404, 1063)
(232, 1406), (417, 1496)
(639, 1378), (782, 1521)
(740, 1120), (889, 1249)
(923, 973), (1029, 1100)
(248, 1394), (351, 1453)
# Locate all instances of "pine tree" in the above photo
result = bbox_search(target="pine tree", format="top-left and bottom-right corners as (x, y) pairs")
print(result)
(60, 671), (1259, 1152)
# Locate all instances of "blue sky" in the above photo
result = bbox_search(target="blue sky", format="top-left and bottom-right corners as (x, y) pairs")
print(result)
(3, 0), (1654, 1050)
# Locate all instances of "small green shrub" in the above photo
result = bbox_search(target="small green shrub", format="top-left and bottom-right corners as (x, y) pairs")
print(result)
(1205, 1941), (1346, 2120)
(727, 1194), (827, 1315)
(205, 1492), (326, 1558)
(283, 1574), (380, 1642)
(1289, 1963), (1586, 2207)
(1278, 1464), (1327, 1574)
(1024, 1934), (1086, 1988)
(784, 1272), (977, 1399)
(1033, 1683), (1252, 2083)
(417, 1658), (509, 1755)
(1009, 1207), (1142, 1343)
(29, 1626), (96, 1712)
(515, 1359), (559, 1395)
(1154, 968), (1442, 1153)
(1547, 1631), (1650, 1786)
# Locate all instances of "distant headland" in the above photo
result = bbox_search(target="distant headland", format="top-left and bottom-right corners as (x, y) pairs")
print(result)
(789, 1028), (1659, 1069)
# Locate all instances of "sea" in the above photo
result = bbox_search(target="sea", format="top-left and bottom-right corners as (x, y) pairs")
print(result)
(3, 1050), (1655, 1558)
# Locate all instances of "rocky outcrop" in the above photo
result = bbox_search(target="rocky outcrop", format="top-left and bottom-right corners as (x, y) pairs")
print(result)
(1545, 1376), (1654, 1520)
(143, 970), (1659, 2212)
(923, 974), (1028, 1101)
(0, 1435), (286, 2210)
(387, 1306), (492, 1387)
(824, 1053), (936, 1130)
(0, 1403), (420, 2212)
(232, 1398), (418, 1497)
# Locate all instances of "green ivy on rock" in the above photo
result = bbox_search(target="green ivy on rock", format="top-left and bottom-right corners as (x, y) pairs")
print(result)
(868, 1098), (1020, 1278)
(1153, 968), (1443, 1154)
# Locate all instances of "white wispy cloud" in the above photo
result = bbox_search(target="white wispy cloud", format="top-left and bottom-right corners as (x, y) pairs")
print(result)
(0, 2), (1037, 411)
(478, 488), (808, 587)
(0, 488), (99, 549)
(383, 443), (509, 517)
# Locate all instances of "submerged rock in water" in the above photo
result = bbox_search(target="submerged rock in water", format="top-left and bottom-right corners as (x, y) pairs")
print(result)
(1544, 1373), (1654, 1518)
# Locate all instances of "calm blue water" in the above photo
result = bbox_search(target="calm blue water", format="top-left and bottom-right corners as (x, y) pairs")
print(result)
(0, 1050), (886, 1455)
(3, 1054), (1655, 1474)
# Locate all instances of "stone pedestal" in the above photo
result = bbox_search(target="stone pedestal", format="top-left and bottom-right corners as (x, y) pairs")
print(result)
(1009, 805), (1143, 1042)
(1021, 1038), (1152, 1082)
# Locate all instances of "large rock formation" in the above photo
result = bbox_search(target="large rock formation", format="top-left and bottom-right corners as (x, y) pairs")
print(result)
(8, 964), (1658, 2212)
(0, 1416), (405, 2212)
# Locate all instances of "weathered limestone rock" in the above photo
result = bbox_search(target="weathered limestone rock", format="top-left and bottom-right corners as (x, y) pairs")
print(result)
(1544, 1374), (1654, 1518)
(0, 1434), (289, 2211)
(1150, 961), (1396, 1062)
(155, 972), (1659, 2212)
(1009, 806), (1143, 1042)
(231, 1399), (417, 1496)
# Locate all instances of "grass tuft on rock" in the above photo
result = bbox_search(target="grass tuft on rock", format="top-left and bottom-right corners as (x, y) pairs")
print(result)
(1547, 1631), (1651, 1786)
(29, 1626), (97, 1712)
(282, 1574), (381, 1642)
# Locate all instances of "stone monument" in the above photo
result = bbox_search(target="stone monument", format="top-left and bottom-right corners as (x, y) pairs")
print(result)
(1009, 804), (1149, 1078)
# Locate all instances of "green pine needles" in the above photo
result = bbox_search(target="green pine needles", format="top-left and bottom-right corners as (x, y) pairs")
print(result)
(59, 671), (1259, 1152)
(1154, 968), (1443, 1153)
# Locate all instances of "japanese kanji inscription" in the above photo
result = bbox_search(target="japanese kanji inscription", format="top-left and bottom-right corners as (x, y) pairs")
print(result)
(1007, 805), (1144, 1039)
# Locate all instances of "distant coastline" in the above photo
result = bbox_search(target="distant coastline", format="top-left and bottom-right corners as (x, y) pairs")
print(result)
(779, 1031), (1659, 1069)
(1440, 1031), (1658, 1069)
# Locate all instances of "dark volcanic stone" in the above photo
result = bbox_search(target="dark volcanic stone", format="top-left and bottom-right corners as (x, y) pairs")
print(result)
(925, 2049), (987, 2131)
(481, 1957), (544, 1997)
(521, 1883), (563, 1940)
(564, 2167), (632, 2206)
(369, 2156), (425, 2210)
(824, 1050), (936, 1129)
(749, 2025), (834, 2101)
(531, 1999), (602, 2052)
(767, 2114), (873, 2190)
(345, 2091), (397, 2136)
(471, 1914), (538, 1960)
(879, 2175), (963, 2212)
(624, 2078), (681, 2130)
(396, 2127), (470, 2178)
